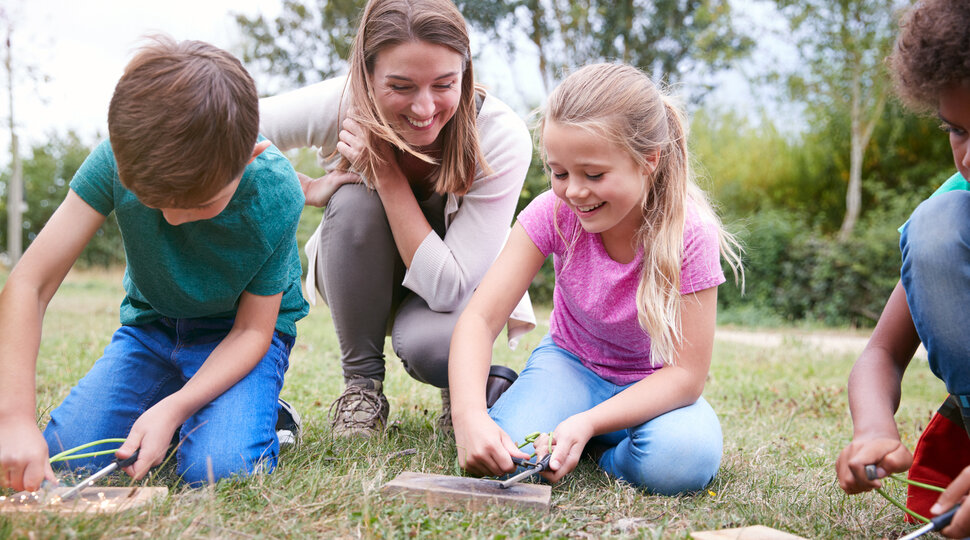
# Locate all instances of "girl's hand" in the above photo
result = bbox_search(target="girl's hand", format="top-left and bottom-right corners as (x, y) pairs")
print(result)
(0, 416), (56, 492)
(299, 171), (361, 207)
(933, 465), (970, 538)
(116, 399), (184, 480)
(835, 436), (913, 494)
(535, 414), (594, 483)
(453, 409), (529, 477)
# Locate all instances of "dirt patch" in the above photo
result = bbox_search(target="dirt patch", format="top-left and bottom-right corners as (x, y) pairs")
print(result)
(715, 328), (927, 359)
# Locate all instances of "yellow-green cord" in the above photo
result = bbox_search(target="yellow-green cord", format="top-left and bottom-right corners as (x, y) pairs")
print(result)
(48, 438), (126, 464)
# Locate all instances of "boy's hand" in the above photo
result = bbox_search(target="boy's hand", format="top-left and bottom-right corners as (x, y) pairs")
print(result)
(298, 171), (361, 207)
(453, 409), (529, 477)
(116, 399), (184, 480)
(534, 414), (593, 483)
(835, 436), (913, 494)
(932, 465), (970, 538)
(0, 417), (56, 492)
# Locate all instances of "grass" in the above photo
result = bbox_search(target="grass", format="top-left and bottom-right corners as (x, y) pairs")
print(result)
(1, 268), (948, 539)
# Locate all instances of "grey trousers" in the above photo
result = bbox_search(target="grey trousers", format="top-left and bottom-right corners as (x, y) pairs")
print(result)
(316, 183), (465, 389)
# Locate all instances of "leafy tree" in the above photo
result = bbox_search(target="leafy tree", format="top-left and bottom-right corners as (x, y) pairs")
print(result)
(773, 0), (909, 240)
(234, 0), (364, 94)
(457, 0), (754, 93)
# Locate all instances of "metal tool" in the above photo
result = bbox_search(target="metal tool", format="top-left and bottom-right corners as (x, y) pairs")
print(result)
(898, 503), (961, 540)
(497, 454), (551, 489)
(864, 464), (879, 481)
(59, 449), (140, 502)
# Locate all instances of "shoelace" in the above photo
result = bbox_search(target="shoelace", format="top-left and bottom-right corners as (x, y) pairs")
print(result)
(329, 385), (385, 427)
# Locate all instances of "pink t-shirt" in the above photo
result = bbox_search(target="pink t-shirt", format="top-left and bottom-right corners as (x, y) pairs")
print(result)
(517, 190), (726, 385)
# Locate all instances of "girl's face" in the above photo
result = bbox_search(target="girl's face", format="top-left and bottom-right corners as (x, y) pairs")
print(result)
(544, 120), (655, 240)
(939, 84), (970, 180)
(369, 40), (464, 150)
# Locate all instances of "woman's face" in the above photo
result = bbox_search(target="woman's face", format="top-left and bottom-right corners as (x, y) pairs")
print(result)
(369, 40), (464, 150)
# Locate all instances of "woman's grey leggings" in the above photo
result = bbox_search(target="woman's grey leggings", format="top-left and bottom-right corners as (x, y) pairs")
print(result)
(315, 183), (465, 389)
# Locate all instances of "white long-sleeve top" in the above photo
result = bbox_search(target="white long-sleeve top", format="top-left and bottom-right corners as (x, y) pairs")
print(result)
(259, 76), (536, 346)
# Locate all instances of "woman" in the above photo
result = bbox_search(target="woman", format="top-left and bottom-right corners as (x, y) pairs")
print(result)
(260, 0), (535, 437)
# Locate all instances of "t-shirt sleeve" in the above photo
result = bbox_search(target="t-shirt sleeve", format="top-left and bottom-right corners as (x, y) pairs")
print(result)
(68, 140), (118, 217)
(680, 209), (727, 295)
(516, 190), (565, 257)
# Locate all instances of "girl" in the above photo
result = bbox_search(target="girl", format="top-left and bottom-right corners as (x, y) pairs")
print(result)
(259, 0), (535, 437)
(449, 63), (741, 494)
(836, 1), (970, 536)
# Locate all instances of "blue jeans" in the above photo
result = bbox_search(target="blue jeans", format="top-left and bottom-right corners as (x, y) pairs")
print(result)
(43, 318), (294, 485)
(489, 335), (722, 495)
(901, 190), (970, 395)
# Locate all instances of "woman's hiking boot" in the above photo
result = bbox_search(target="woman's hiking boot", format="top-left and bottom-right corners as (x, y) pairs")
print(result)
(329, 378), (389, 437)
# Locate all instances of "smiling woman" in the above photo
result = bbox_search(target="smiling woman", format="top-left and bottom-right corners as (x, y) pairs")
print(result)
(258, 0), (536, 439)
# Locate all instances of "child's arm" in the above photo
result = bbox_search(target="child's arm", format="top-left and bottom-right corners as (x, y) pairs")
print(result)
(449, 224), (539, 476)
(116, 290), (282, 479)
(835, 281), (920, 494)
(535, 285), (719, 482)
(0, 191), (106, 491)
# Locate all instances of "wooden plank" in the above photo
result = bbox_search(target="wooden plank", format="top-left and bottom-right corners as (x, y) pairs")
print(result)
(690, 525), (808, 540)
(380, 471), (551, 511)
(0, 486), (167, 514)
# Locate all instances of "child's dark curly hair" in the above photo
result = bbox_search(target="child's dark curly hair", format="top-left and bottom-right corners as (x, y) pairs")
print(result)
(888, 0), (970, 112)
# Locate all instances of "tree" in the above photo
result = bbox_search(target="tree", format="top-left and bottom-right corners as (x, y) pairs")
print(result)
(234, 0), (365, 94)
(774, 0), (908, 240)
(457, 0), (754, 94)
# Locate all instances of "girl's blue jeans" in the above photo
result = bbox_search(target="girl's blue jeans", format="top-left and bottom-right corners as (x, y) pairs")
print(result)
(901, 190), (970, 395)
(489, 335), (722, 495)
(43, 317), (294, 486)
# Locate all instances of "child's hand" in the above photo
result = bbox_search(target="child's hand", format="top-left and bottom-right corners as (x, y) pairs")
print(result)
(453, 409), (529, 477)
(835, 436), (913, 494)
(931, 465), (970, 538)
(0, 417), (56, 492)
(298, 171), (361, 207)
(535, 414), (594, 483)
(116, 400), (184, 480)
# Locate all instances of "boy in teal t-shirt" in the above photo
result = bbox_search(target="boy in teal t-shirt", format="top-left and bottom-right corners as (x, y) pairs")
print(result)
(0, 36), (308, 490)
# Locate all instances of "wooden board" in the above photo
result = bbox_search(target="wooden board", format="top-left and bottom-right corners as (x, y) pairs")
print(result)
(0, 486), (167, 514)
(381, 471), (551, 511)
(690, 525), (808, 540)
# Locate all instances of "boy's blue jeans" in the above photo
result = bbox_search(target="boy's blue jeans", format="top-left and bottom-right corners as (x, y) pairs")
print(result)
(901, 190), (970, 395)
(488, 335), (722, 495)
(43, 317), (294, 485)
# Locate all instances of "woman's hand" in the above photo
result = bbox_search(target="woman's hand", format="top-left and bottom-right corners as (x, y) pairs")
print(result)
(534, 414), (594, 483)
(335, 117), (404, 192)
(299, 171), (361, 207)
(835, 435), (913, 494)
(453, 409), (529, 477)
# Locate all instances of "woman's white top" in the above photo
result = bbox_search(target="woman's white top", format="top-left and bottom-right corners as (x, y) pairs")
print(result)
(259, 76), (536, 347)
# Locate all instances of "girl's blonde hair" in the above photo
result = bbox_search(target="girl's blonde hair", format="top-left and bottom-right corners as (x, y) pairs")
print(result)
(341, 0), (488, 195)
(538, 63), (742, 366)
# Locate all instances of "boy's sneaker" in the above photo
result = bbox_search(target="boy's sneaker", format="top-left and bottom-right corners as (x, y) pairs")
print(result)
(276, 398), (302, 447)
(329, 378), (389, 438)
(437, 387), (453, 434)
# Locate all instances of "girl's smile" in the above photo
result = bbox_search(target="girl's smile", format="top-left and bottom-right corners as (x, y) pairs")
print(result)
(369, 40), (464, 150)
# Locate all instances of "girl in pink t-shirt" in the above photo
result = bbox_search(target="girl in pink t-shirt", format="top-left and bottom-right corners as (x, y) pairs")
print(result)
(449, 63), (741, 494)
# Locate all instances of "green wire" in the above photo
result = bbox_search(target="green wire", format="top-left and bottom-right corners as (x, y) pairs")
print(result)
(875, 486), (931, 524)
(48, 438), (126, 464)
(887, 473), (946, 493)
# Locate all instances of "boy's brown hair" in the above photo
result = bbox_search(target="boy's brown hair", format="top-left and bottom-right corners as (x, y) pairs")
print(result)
(108, 35), (259, 208)
(888, 0), (970, 112)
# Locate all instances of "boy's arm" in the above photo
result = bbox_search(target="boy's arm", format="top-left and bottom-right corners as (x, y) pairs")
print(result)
(836, 281), (919, 494)
(0, 191), (106, 491)
(117, 290), (282, 479)
(535, 285), (718, 482)
(450, 224), (540, 476)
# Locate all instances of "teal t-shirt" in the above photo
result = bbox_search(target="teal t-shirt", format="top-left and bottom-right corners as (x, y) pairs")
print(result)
(899, 172), (969, 234)
(70, 139), (309, 336)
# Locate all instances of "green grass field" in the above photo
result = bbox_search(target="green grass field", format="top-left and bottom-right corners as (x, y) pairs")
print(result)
(0, 268), (947, 539)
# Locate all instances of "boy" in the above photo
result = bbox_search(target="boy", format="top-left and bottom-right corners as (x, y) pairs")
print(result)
(0, 35), (308, 490)
(836, 1), (970, 536)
